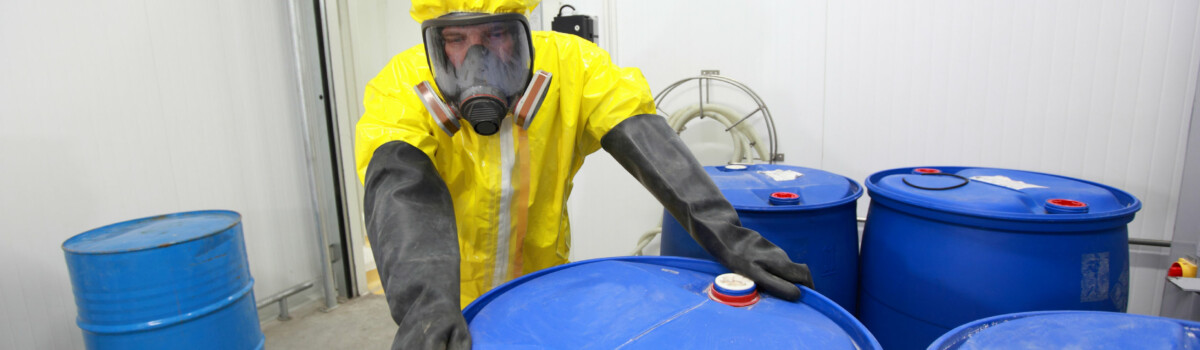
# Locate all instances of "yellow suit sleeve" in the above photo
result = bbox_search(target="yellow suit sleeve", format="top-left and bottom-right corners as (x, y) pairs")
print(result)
(549, 33), (656, 155)
(355, 46), (442, 184)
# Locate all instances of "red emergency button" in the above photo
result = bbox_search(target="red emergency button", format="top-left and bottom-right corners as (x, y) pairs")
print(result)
(1169, 263), (1184, 277)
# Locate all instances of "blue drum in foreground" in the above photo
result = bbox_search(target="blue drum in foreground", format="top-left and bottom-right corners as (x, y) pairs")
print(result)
(62, 210), (263, 349)
(929, 311), (1200, 349)
(464, 256), (880, 349)
(859, 167), (1141, 350)
(660, 164), (862, 312)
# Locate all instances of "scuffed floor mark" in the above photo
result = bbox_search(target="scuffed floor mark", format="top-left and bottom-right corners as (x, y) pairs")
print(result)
(615, 298), (710, 349)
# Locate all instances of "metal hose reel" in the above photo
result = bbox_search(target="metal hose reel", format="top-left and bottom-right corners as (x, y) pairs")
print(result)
(654, 72), (781, 164)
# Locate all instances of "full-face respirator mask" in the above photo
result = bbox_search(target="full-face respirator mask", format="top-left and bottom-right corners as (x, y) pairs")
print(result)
(415, 12), (552, 136)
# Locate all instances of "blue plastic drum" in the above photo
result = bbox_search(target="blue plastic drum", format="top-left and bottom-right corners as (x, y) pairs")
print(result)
(62, 210), (264, 349)
(929, 311), (1200, 349)
(859, 167), (1141, 350)
(464, 256), (880, 349)
(660, 164), (863, 312)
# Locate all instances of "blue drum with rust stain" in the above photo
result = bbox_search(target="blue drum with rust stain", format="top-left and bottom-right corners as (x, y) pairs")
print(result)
(465, 256), (880, 349)
(929, 311), (1200, 349)
(858, 167), (1141, 350)
(660, 164), (862, 313)
(62, 210), (264, 349)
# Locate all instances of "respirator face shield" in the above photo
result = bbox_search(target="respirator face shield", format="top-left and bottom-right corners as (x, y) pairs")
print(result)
(422, 13), (534, 136)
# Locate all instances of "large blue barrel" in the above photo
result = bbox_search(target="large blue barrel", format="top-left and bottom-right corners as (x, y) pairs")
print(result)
(859, 167), (1141, 350)
(465, 256), (881, 349)
(660, 164), (863, 312)
(62, 210), (264, 349)
(929, 311), (1200, 349)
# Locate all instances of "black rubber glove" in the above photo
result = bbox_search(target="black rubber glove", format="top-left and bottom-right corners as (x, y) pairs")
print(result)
(601, 114), (815, 301)
(364, 141), (471, 350)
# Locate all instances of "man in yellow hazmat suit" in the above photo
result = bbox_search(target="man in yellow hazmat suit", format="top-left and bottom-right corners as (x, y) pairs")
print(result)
(355, 0), (814, 348)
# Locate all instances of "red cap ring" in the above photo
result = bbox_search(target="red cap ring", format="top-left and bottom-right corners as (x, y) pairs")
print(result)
(769, 192), (801, 206)
(709, 284), (760, 307)
(1047, 199), (1086, 207)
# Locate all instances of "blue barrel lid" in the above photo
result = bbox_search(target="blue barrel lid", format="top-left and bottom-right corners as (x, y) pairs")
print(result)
(867, 167), (1140, 223)
(930, 311), (1200, 349)
(464, 256), (880, 349)
(63, 210), (241, 255)
(706, 164), (862, 212)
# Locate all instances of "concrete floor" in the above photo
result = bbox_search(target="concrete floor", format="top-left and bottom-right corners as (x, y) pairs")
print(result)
(262, 294), (395, 349)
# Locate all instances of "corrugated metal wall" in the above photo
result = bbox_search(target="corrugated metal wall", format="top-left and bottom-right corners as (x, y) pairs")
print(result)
(0, 2), (326, 348)
(566, 0), (1200, 317)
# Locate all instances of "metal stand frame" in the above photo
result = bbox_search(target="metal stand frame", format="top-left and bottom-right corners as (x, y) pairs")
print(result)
(654, 73), (782, 164)
(256, 281), (316, 321)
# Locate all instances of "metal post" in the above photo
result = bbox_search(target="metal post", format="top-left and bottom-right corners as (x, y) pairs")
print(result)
(1129, 238), (1172, 248)
(277, 298), (292, 321)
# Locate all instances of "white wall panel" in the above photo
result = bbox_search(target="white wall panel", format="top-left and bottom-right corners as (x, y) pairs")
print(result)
(344, 0), (423, 119)
(1160, 61), (1200, 318)
(0, 1), (326, 348)
(823, 0), (1199, 315)
(825, 0), (1198, 241)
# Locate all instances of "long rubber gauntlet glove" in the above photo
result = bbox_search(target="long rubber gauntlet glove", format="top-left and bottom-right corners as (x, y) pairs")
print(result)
(601, 114), (815, 301)
(364, 141), (470, 350)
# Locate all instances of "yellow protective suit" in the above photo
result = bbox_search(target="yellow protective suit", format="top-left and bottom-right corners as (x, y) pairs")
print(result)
(355, 0), (655, 307)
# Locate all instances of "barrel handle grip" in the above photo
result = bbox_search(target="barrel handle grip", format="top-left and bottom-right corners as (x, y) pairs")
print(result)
(902, 173), (970, 191)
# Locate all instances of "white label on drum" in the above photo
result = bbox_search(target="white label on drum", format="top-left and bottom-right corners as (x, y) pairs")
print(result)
(1111, 268), (1128, 310)
(1081, 252), (1110, 302)
(758, 169), (803, 181)
(969, 175), (1047, 190)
